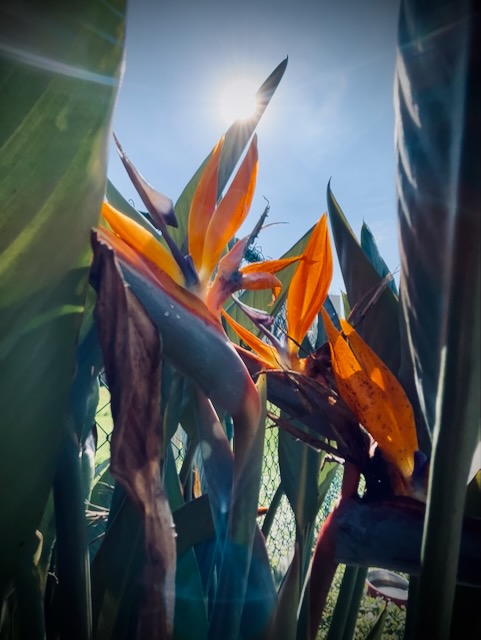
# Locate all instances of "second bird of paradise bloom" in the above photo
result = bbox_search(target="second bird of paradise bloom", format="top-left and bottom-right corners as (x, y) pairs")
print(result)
(222, 213), (333, 372)
(223, 218), (420, 495)
(98, 133), (300, 322)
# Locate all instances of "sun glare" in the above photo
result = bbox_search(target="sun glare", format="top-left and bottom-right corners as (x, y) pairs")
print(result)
(219, 78), (259, 125)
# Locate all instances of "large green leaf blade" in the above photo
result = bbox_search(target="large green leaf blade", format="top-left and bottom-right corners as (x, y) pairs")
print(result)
(170, 58), (288, 251)
(360, 222), (398, 295)
(0, 0), (126, 593)
(208, 376), (272, 640)
(327, 184), (401, 374)
(395, 0), (480, 637)
(217, 57), (288, 194)
(278, 426), (323, 532)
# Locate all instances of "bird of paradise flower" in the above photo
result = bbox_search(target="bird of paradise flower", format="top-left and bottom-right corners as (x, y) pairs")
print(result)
(98, 134), (300, 323)
(223, 217), (420, 496)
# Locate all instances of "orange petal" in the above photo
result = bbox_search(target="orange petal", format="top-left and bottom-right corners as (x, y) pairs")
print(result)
(221, 310), (281, 369)
(188, 136), (225, 272)
(101, 201), (184, 286)
(240, 255), (302, 275)
(206, 269), (281, 315)
(203, 239), (248, 313)
(97, 226), (221, 332)
(200, 136), (258, 283)
(204, 239), (283, 313)
(217, 237), (248, 276)
(321, 308), (416, 480)
(286, 215), (333, 354)
(339, 318), (418, 463)
(241, 272), (282, 292)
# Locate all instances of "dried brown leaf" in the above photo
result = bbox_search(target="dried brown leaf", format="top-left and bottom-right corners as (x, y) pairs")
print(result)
(91, 231), (176, 640)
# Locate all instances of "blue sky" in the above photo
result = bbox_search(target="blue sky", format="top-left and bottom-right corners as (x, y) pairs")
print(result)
(108, 0), (401, 294)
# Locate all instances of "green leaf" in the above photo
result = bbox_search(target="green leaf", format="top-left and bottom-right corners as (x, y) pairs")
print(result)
(326, 565), (367, 640)
(217, 57), (288, 196)
(208, 376), (271, 640)
(327, 184), (400, 374)
(267, 544), (301, 640)
(0, 0), (126, 595)
(278, 428), (322, 531)
(341, 291), (351, 318)
(340, 566), (368, 640)
(315, 297), (341, 348)
(171, 58), (288, 253)
(360, 222), (398, 295)
(11, 531), (45, 640)
(395, 1), (480, 637)
(162, 446), (210, 640)
(53, 430), (93, 640)
(464, 470), (481, 518)
(91, 489), (144, 640)
(173, 547), (209, 640)
(170, 157), (211, 252)
(261, 482), (284, 540)
(192, 388), (233, 542)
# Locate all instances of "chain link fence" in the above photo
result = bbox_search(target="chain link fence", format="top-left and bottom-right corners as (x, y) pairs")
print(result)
(94, 374), (342, 570)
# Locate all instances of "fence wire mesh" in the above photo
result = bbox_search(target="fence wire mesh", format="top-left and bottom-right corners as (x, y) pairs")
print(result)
(94, 374), (341, 570)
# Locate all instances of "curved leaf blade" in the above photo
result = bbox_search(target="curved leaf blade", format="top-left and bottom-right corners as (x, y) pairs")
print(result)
(327, 184), (401, 374)
(360, 221), (398, 295)
(0, 0), (126, 592)
(395, 0), (480, 636)
(171, 58), (288, 252)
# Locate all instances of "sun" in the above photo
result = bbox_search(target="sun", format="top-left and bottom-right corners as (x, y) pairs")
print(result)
(219, 77), (260, 125)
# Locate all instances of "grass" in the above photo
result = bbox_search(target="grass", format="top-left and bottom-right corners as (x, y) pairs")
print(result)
(318, 565), (406, 639)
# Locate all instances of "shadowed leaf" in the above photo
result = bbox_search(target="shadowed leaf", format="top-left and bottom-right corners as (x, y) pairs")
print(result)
(360, 222), (398, 295)
(171, 58), (288, 252)
(327, 183), (400, 374)
(395, 0), (480, 635)
(0, 0), (125, 593)
(208, 376), (269, 640)
(267, 544), (300, 640)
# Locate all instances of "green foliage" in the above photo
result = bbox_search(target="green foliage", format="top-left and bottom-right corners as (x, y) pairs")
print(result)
(395, 1), (480, 637)
(0, 0), (126, 606)
(326, 184), (400, 375)
(1, 2), (478, 639)
(318, 566), (406, 640)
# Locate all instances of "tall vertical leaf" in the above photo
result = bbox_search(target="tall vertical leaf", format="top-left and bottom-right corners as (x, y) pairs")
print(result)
(327, 185), (401, 374)
(360, 222), (398, 295)
(0, 0), (126, 593)
(395, 0), (480, 636)
(171, 58), (288, 251)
